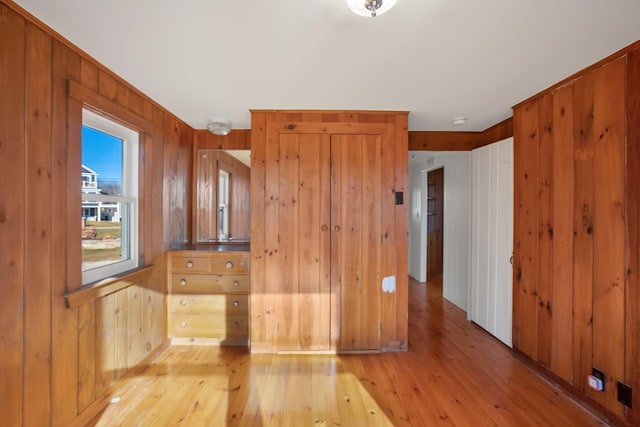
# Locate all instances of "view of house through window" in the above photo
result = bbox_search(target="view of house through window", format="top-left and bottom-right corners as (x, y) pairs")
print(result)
(81, 108), (139, 285)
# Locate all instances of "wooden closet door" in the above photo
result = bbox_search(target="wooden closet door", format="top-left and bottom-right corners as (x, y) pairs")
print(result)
(267, 132), (332, 351)
(331, 134), (390, 351)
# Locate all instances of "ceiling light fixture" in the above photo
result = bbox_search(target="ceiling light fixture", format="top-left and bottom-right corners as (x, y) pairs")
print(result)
(451, 117), (468, 126)
(347, 0), (398, 17)
(206, 117), (232, 136)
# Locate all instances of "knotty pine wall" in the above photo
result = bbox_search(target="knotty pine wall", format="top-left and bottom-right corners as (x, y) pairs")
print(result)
(512, 42), (640, 423)
(0, 2), (192, 426)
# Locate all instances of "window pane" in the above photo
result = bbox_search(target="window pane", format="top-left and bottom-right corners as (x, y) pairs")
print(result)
(82, 126), (123, 196)
(82, 201), (130, 272)
(81, 109), (139, 285)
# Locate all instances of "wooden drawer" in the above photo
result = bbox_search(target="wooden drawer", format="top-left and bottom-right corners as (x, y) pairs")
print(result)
(210, 252), (249, 274)
(170, 256), (210, 273)
(169, 313), (248, 338)
(170, 274), (249, 294)
(169, 295), (248, 315)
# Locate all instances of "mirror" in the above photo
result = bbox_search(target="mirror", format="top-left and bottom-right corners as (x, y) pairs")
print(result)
(195, 149), (250, 242)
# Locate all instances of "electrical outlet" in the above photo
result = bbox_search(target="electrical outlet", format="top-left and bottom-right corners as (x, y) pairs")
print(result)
(617, 382), (632, 408)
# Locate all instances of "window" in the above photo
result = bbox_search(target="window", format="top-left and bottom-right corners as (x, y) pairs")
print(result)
(218, 168), (230, 240)
(81, 108), (139, 284)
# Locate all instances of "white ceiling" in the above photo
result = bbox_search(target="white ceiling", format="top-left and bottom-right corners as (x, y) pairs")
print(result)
(15, 0), (640, 131)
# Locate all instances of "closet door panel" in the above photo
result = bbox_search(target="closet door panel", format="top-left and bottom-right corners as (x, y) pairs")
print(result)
(332, 134), (384, 351)
(297, 134), (331, 350)
(272, 133), (331, 351)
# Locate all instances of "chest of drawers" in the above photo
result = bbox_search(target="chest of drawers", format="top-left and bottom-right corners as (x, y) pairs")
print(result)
(166, 250), (249, 345)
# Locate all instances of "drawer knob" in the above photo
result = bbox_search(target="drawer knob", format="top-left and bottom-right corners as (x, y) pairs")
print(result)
(186, 261), (193, 268)
(233, 300), (240, 307)
(233, 280), (239, 287)
(233, 322), (240, 328)
(180, 321), (187, 328)
(180, 299), (187, 306)
(225, 261), (233, 269)
(179, 279), (187, 286)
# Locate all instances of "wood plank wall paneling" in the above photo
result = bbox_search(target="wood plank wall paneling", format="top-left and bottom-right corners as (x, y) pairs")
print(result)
(24, 20), (53, 427)
(408, 117), (513, 151)
(592, 57), (626, 417)
(572, 72), (595, 395)
(393, 113), (409, 345)
(513, 48), (639, 423)
(163, 114), (193, 248)
(0, 5), (26, 426)
(550, 84), (574, 382)
(536, 93), (553, 369)
(0, 1), (191, 425)
(513, 100), (540, 360)
(626, 47), (640, 425)
(51, 37), (81, 427)
(193, 129), (250, 150)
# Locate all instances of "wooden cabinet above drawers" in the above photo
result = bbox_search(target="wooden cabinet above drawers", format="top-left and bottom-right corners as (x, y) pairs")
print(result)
(167, 250), (249, 345)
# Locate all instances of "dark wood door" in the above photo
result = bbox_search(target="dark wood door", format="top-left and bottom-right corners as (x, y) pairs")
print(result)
(427, 167), (444, 280)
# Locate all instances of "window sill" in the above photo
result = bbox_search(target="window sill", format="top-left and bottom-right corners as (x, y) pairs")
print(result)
(65, 264), (154, 309)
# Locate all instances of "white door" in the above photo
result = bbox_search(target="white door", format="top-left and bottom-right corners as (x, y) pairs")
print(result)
(470, 138), (513, 347)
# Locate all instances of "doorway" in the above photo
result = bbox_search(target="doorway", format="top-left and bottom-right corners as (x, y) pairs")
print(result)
(426, 167), (444, 282)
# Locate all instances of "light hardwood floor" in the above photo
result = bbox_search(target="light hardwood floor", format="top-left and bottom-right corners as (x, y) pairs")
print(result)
(90, 277), (609, 426)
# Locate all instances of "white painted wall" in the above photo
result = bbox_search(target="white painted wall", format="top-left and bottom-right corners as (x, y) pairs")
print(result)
(408, 151), (471, 312)
(469, 138), (513, 347)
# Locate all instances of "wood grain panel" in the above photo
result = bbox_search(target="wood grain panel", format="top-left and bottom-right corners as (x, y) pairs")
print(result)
(80, 57), (98, 92)
(249, 112), (267, 350)
(193, 129), (250, 150)
(298, 134), (331, 350)
(51, 38), (81, 427)
(572, 73), (595, 395)
(334, 135), (365, 350)
(78, 302), (97, 411)
(0, 6), (25, 425)
(127, 285), (146, 368)
(407, 117), (513, 152)
(536, 93), (553, 369)
(95, 294), (116, 398)
(114, 290), (129, 380)
(97, 69), (117, 101)
(361, 135), (382, 348)
(195, 149), (217, 240)
(482, 117), (514, 147)
(379, 127), (398, 349)
(409, 130), (482, 151)
(626, 47), (640, 424)
(550, 84), (574, 382)
(23, 21), (53, 427)
(277, 133), (301, 350)
(512, 116), (522, 351)
(513, 100), (540, 358)
(393, 113), (409, 347)
(592, 57), (626, 417)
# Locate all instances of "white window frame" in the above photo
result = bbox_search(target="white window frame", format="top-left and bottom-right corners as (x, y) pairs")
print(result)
(82, 108), (139, 285)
